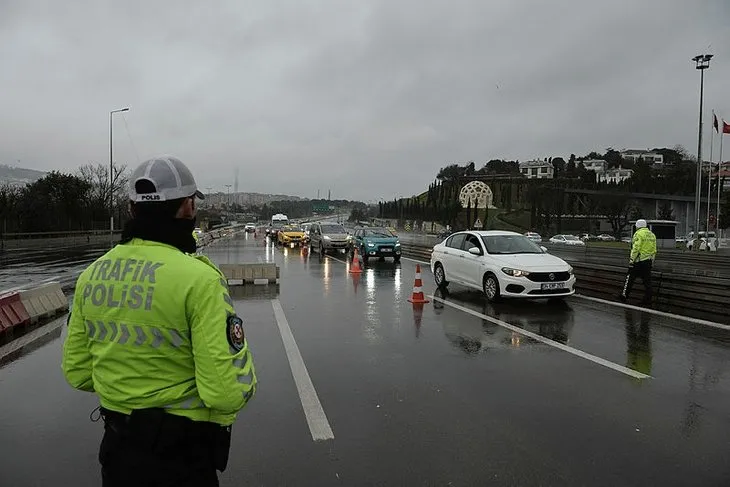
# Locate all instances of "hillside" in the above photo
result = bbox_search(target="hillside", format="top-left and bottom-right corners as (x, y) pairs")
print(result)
(0, 164), (46, 187)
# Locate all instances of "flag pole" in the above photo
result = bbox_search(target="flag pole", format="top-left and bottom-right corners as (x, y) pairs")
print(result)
(706, 111), (714, 233)
(718, 126), (724, 238)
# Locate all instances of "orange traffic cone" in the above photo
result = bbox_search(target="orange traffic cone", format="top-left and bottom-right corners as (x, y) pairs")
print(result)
(408, 264), (430, 304)
(350, 248), (363, 274)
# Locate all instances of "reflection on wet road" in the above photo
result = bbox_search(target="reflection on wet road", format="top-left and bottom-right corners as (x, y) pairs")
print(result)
(1, 232), (729, 486)
(0, 245), (108, 292)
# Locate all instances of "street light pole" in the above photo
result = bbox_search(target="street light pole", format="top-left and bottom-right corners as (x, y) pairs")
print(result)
(692, 54), (712, 248)
(225, 184), (232, 218)
(110, 107), (129, 247)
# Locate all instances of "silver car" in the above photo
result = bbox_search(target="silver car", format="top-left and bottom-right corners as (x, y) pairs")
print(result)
(309, 222), (350, 254)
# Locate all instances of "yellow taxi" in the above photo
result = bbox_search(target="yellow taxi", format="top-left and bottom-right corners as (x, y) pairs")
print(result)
(277, 224), (306, 247)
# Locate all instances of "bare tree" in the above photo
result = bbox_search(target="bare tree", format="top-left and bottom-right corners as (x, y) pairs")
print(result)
(77, 162), (129, 214)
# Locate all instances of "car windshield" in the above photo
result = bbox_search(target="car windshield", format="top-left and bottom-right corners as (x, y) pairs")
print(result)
(481, 235), (543, 254)
(282, 225), (300, 231)
(564, 235), (580, 241)
(363, 228), (394, 237)
(272, 220), (287, 228)
(320, 224), (345, 233)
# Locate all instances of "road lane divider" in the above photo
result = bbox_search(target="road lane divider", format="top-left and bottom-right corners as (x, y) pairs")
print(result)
(271, 299), (334, 442)
(430, 295), (652, 380)
(219, 263), (280, 286)
(0, 292), (30, 334)
(18, 281), (69, 324)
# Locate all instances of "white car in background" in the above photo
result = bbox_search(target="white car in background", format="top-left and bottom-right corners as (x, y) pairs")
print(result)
(430, 231), (576, 302)
(524, 232), (542, 243)
(549, 235), (586, 246)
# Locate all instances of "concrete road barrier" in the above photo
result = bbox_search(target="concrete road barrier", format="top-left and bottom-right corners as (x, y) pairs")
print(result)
(18, 282), (69, 324)
(219, 263), (279, 285)
(0, 292), (31, 334)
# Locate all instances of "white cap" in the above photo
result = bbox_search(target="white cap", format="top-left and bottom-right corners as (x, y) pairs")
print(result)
(128, 155), (205, 202)
(635, 219), (647, 228)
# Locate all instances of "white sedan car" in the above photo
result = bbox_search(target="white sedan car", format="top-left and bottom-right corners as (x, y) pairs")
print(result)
(549, 234), (585, 246)
(430, 230), (576, 302)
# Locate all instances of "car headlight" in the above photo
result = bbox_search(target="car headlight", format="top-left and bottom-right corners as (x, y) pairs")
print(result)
(324, 235), (331, 240)
(395, 242), (401, 247)
(501, 267), (530, 277)
(568, 266), (574, 275)
(367, 242), (375, 247)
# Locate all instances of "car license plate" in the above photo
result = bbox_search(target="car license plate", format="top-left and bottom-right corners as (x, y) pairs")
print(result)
(381, 248), (392, 252)
(541, 282), (564, 290)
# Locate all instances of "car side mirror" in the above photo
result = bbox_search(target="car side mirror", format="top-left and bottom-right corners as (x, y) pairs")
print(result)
(468, 247), (482, 256)
(541, 246), (548, 252)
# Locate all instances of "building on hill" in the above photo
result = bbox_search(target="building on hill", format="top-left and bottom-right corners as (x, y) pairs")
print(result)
(620, 149), (663, 165)
(519, 160), (554, 179)
(581, 159), (607, 173)
(598, 166), (634, 184)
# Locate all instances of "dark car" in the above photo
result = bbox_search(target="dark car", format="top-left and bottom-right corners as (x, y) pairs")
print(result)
(352, 227), (402, 263)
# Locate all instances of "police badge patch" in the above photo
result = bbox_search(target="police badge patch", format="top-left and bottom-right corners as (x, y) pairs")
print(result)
(226, 315), (245, 351)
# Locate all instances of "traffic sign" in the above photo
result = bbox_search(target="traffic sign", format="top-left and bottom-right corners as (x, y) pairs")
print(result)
(473, 218), (483, 229)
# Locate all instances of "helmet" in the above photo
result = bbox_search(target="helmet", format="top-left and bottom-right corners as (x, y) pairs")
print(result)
(635, 219), (647, 228)
(128, 155), (204, 202)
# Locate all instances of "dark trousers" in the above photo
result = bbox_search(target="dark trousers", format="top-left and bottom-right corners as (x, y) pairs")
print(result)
(622, 260), (653, 303)
(99, 408), (230, 487)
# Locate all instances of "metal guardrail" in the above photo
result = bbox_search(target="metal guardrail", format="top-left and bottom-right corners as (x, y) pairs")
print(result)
(541, 243), (730, 278)
(400, 242), (730, 323)
(398, 234), (730, 278)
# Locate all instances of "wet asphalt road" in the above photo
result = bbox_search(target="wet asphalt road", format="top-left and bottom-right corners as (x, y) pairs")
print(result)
(0, 245), (108, 293)
(1, 232), (729, 486)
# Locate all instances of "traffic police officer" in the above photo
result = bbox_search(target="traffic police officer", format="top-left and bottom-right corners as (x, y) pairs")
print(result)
(62, 155), (257, 487)
(620, 218), (657, 305)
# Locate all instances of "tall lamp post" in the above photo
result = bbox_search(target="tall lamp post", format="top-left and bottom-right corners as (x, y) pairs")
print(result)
(110, 107), (130, 247)
(225, 184), (232, 219)
(692, 54), (712, 247)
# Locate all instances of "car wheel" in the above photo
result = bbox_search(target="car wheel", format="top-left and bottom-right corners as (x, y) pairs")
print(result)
(393, 255), (401, 263)
(434, 263), (448, 289)
(483, 273), (500, 302)
(320, 243), (325, 255)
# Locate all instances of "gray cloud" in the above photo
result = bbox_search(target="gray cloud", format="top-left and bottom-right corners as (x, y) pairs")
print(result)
(1, 0), (728, 201)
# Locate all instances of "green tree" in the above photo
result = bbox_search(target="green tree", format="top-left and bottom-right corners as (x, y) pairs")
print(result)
(630, 158), (653, 191)
(597, 195), (633, 239)
(657, 201), (675, 220)
(603, 149), (624, 169)
(551, 157), (566, 178)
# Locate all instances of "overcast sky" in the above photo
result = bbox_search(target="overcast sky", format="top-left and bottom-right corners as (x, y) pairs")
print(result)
(1, 0), (729, 201)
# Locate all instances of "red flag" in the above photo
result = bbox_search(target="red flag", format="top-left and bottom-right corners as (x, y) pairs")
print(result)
(714, 112), (719, 132)
(724, 119), (730, 135)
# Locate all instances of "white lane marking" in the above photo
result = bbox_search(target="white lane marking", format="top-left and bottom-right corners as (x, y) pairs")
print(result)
(326, 255), (349, 265)
(271, 299), (334, 441)
(430, 295), (652, 380)
(573, 294), (730, 331)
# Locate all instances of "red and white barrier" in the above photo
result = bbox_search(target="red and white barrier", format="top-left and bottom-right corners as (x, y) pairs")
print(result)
(0, 292), (31, 333)
(18, 282), (68, 324)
